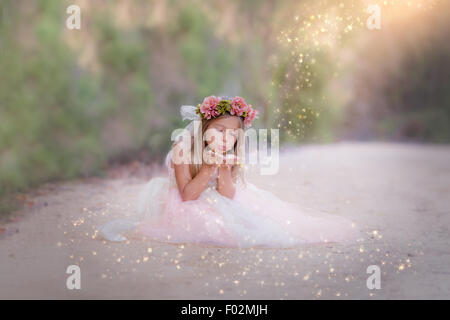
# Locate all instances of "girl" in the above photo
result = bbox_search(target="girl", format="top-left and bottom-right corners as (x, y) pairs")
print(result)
(97, 95), (360, 248)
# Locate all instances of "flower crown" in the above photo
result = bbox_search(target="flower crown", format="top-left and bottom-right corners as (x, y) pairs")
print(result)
(195, 95), (259, 127)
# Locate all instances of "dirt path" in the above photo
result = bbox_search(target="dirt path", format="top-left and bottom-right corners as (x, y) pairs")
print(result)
(1, 142), (449, 299)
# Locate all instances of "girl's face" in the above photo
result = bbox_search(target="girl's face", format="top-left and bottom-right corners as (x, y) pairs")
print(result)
(205, 116), (241, 153)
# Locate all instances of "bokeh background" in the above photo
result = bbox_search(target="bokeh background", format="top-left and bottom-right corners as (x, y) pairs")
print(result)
(1, 0), (449, 214)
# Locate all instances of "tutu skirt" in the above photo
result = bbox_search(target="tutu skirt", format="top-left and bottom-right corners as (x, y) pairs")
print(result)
(98, 165), (360, 248)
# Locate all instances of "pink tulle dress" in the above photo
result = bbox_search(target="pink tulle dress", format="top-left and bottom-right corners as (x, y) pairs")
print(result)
(97, 149), (360, 248)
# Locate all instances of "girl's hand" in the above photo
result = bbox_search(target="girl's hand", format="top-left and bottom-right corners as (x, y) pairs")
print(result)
(221, 154), (238, 167)
(202, 149), (221, 170)
(204, 149), (223, 166)
(204, 149), (238, 168)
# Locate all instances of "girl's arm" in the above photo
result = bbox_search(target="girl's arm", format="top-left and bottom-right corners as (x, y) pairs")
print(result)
(172, 143), (217, 201)
(174, 163), (216, 201)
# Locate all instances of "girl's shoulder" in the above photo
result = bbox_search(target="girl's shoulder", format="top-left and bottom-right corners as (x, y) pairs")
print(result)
(169, 141), (186, 168)
(169, 142), (196, 178)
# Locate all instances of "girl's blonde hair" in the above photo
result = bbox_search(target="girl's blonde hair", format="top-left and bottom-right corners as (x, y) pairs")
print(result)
(172, 113), (247, 187)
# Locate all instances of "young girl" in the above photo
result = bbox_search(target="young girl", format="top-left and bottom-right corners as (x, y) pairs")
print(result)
(98, 95), (360, 248)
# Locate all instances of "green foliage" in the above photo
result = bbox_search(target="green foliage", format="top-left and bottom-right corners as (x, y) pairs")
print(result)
(216, 99), (232, 114)
(0, 1), (157, 215)
(375, 42), (450, 142)
(174, 3), (237, 99)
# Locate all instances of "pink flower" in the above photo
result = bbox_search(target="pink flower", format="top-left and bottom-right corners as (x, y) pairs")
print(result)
(244, 106), (258, 127)
(230, 96), (248, 116)
(200, 96), (220, 119)
(197, 95), (258, 125)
